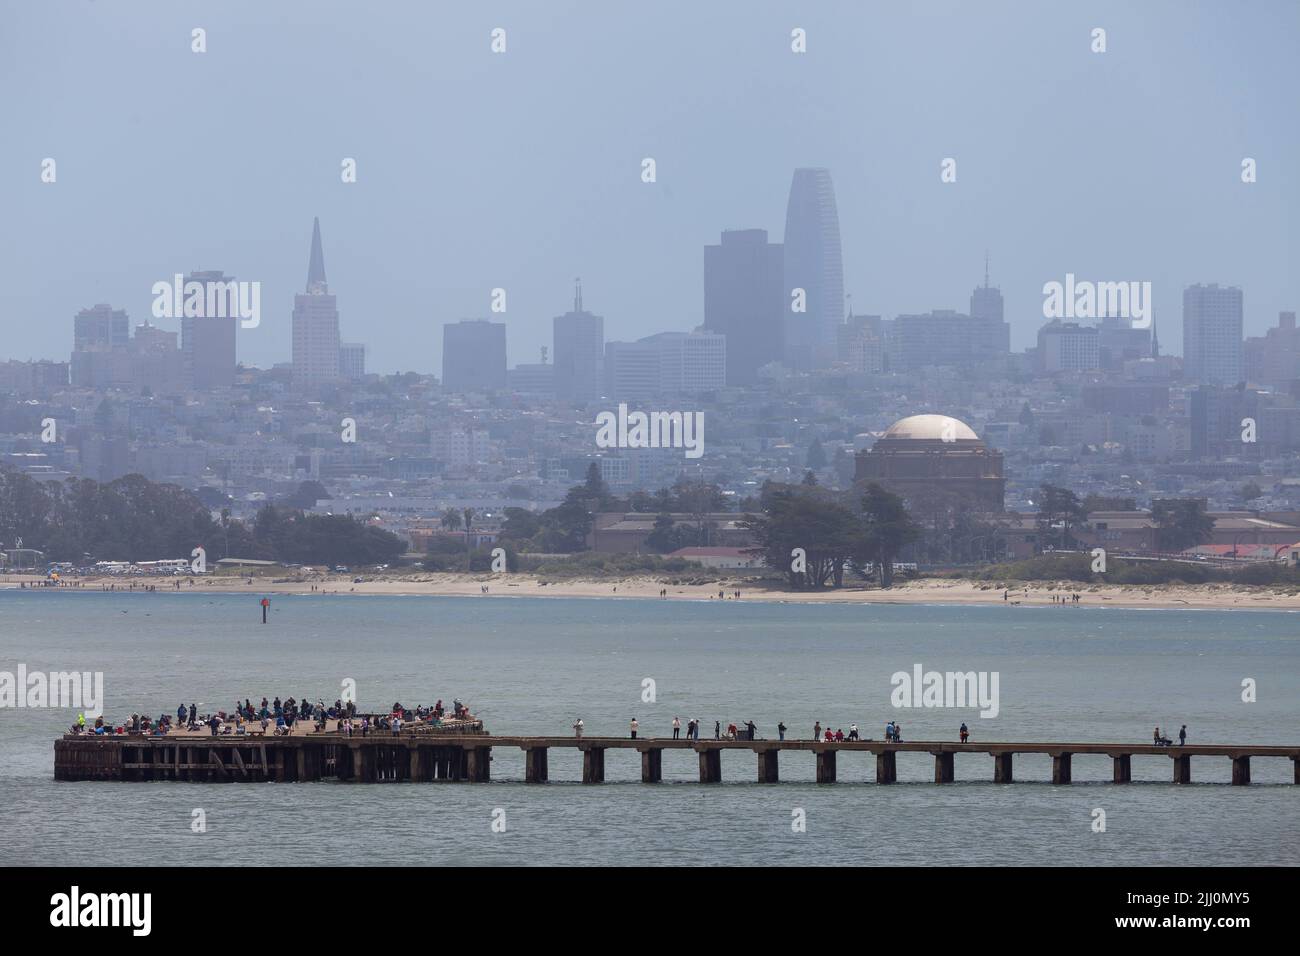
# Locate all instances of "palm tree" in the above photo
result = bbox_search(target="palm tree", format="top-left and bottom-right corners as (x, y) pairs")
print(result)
(440, 508), (462, 532)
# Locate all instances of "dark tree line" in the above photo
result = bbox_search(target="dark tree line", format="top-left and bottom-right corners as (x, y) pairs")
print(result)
(0, 468), (403, 566)
(741, 481), (921, 588)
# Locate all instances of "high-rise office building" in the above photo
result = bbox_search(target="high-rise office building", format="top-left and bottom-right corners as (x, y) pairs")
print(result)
(291, 218), (341, 390)
(703, 228), (783, 384)
(604, 330), (725, 399)
(553, 282), (604, 401)
(1244, 311), (1298, 389)
(892, 310), (1009, 369)
(969, 256), (1005, 325)
(339, 342), (367, 381)
(1183, 283), (1244, 386)
(181, 271), (238, 389)
(782, 168), (844, 370)
(442, 319), (507, 392)
(1037, 320), (1100, 372)
(71, 304), (131, 388)
(74, 304), (129, 351)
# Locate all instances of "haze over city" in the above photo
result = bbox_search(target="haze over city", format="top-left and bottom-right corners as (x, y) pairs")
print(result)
(4, 0), (1298, 373)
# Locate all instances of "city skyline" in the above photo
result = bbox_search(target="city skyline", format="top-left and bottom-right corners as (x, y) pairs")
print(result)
(4, 1), (1298, 374)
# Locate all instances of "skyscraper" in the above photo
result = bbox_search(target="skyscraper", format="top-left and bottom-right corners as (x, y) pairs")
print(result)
(73, 304), (129, 351)
(782, 168), (844, 370)
(71, 304), (130, 388)
(1183, 283), (1244, 386)
(553, 281), (604, 401)
(703, 229), (783, 384)
(181, 271), (238, 389)
(339, 342), (367, 381)
(969, 254), (1004, 324)
(442, 319), (507, 392)
(291, 217), (341, 389)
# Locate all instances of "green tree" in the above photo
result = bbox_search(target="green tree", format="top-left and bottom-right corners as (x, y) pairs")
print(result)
(1036, 484), (1085, 551)
(853, 483), (921, 587)
(1151, 499), (1215, 552)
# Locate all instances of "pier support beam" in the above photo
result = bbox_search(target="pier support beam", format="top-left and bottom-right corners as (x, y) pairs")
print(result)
(1111, 754), (1132, 784)
(582, 747), (605, 784)
(933, 751), (954, 784)
(876, 751), (896, 784)
(640, 748), (661, 783)
(525, 747), (549, 783)
(698, 748), (722, 784)
(1172, 754), (1191, 784)
(1231, 756), (1250, 786)
(466, 746), (491, 782)
(992, 752), (1013, 783)
(1051, 753), (1072, 785)
(1293, 757), (1300, 785)
(816, 749), (837, 784)
(757, 749), (779, 783)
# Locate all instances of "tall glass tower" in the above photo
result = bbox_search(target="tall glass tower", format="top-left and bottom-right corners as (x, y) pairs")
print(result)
(782, 168), (844, 370)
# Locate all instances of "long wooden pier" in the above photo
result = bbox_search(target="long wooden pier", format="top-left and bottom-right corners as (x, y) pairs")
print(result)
(54, 734), (1300, 785)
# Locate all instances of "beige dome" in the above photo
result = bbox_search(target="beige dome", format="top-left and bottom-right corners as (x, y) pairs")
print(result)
(882, 414), (979, 441)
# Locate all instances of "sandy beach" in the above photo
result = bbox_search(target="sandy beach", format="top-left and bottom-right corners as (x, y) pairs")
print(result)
(6, 571), (1298, 611)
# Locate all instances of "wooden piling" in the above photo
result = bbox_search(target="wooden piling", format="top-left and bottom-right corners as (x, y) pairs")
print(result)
(1051, 753), (1072, 785)
(525, 747), (549, 783)
(933, 751), (954, 784)
(1172, 753), (1191, 784)
(698, 748), (721, 783)
(1231, 755), (1250, 786)
(640, 748), (661, 783)
(876, 750), (897, 784)
(1111, 753), (1131, 783)
(582, 747), (605, 784)
(993, 752), (1013, 783)
(757, 749), (779, 783)
(816, 748), (837, 784)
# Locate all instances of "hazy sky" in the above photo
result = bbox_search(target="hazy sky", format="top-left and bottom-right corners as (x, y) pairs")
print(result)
(3, 0), (1297, 374)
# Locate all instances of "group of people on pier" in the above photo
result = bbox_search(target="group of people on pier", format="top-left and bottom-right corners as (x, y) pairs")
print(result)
(572, 717), (994, 745)
(67, 692), (477, 738)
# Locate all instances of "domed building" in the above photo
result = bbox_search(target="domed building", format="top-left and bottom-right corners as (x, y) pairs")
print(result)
(854, 414), (1005, 511)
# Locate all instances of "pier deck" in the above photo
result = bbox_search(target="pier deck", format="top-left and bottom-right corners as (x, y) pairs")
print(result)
(54, 734), (1300, 785)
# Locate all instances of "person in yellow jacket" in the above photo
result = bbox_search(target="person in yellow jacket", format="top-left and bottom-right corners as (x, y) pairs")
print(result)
(76, 713), (86, 732)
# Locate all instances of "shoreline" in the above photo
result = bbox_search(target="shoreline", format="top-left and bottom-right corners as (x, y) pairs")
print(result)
(4, 572), (1298, 611)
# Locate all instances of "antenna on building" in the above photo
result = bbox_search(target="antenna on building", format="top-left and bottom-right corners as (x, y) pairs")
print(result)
(845, 293), (853, 321)
(541, 346), (548, 364)
(984, 250), (990, 289)
(574, 277), (582, 313)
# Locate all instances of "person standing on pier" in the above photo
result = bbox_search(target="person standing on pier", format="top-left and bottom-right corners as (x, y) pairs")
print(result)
(673, 716), (681, 739)
(630, 717), (639, 739)
(814, 720), (821, 741)
(848, 723), (859, 740)
(778, 721), (786, 741)
(1179, 725), (1187, 746)
(573, 718), (584, 738)
(960, 722), (969, 743)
